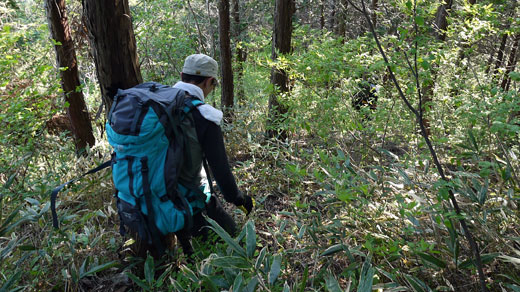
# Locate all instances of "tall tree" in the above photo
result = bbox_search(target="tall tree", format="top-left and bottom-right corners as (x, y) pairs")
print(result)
(82, 0), (142, 112)
(335, 0), (348, 40)
(219, 0), (234, 121)
(421, 0), (454, 136)
(370, 0), (378, 28)
(232, 0), (247, 104)
(501, 33), (520, 91)
(45, 0), (95, 152)
(267, 0), (294, 139)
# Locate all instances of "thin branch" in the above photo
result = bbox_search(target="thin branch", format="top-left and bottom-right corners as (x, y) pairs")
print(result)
(351, 0), (489, 290)
(185, 0), (208, 55)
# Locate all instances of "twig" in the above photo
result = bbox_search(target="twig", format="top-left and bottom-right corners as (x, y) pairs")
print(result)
(346, 0), (489, 291)
(185, 0), (208, 55)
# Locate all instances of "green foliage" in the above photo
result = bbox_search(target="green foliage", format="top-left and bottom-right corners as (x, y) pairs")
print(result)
(1, 0), (519, 291)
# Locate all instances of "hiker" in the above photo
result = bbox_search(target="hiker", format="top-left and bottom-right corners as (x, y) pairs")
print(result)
(171, 53), (254, 251)
(51, 54), (253, 259)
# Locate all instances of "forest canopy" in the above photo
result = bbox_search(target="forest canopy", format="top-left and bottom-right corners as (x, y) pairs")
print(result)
(0, 0), (519, 291)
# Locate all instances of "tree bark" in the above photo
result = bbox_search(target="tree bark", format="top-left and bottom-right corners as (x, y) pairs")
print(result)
(370, 0), (378, 28)
(493, 34), (509, 76)
(45, 0), (95, 152)
(329, 0), (337, 31)
(433, 0), (453, 41)
(422, 0), (454, 136)
(219, 0), (234, 121)
(232, 0), (247, 104)
(336, 0), (347, 40)
(267, 0), (294, 139)
(320, 0), (325, 31)
(501, 33), (520, 91)
(82, 0), (142, 113)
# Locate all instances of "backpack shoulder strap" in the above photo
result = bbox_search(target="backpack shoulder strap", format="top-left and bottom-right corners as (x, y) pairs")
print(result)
(183, 96), (204, 114)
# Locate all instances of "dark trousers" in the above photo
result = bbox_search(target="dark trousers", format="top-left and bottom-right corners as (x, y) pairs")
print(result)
(178, 194), (237, 256)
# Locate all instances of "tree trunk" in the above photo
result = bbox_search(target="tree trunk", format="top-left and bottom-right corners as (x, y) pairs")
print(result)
(433, 0), (453, 41)
(493, 34), (509, 77)
(336, 0), (347, 40)
(218, 0), (234, 121)
(370, 0), (378, 28)
(329, 0), (336, 32)
(320, 0), (325, 31)
(501, 33), (520, 91)
(232, 0), (247, 104)
(45, 0), (95, 152)
(82, 0), (142, 113)
(422, 0), (454, 136)
(267, 0), (294, 139)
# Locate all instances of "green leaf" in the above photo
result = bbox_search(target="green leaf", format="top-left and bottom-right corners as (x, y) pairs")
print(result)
(268, 254), (282, 286)
(320, 243), (348, 257)
(283, 282), (291, 292)
(210, 256), (250, 269)
(1, 271), (22, 291)
(245, 220), (256, 258)
(201, 275), (220, 292)
(504, 284), (520, 292)
(415, 16), (425, 26)
(144, 255), (155, 285)
(244, 276), (259, 292)
(509, 71), (520, 81)
(79, 256), (90, 277)
(255, 246), (267, 270)
(206, 217), (246, 257)
(326, 274), (342, 292)
(232, 273), (244, 292)
(498, 254), (520, 266)
(126, 272), (151, 291)
(417, 252), (447, 269)
(82, 261), (118, 278)
(459, 253), (500, 269)
(357, 257), (374, 292)
(404, 274), (432, 292)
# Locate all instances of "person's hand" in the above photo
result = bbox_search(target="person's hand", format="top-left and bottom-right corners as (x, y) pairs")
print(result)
(236, 194), (255, 215)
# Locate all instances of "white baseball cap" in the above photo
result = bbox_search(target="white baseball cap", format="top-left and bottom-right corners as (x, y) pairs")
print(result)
(182, 54), (219, 81)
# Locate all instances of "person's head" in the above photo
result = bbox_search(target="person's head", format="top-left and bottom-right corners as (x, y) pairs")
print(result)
(181, 54), (219, 97)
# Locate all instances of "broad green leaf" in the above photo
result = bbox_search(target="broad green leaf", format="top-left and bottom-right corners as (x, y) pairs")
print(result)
(268, 254), (282, 286)
(1, 271), (22, 291)
(509, 71), (520, 81)
(499, 254), (520, 266)
(244, 276), (259, 292)
(417, 252), (447, 269)
(210, 256), (250, 269)
(255, 246), (267, 270)
(321, 243), (347, 257)
(245, 220), (256, 258)
(325, 274), (342, 292)
(232, 273), (244, 292)
(206, 217), (246, 257)
(404, 274), (432, 292)
(283, 282), (291, 292)
(459, 253), (500, 269)
(83, 261), (118, 278)
(504, 284), (520, 292)
(126, 272), (150, 290)
(144, 255), (155, 285)
(182, 265), (199, 282)
(79, 256), (90, 278)
(201, 275), (220, 292)
(357, 257), (374, 292)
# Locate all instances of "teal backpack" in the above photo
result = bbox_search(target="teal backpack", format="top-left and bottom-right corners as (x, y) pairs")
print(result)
(51, 82), (211, 256)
